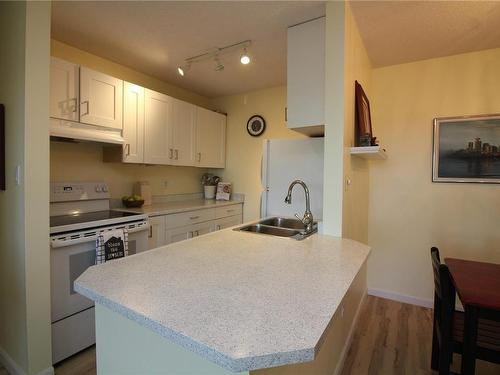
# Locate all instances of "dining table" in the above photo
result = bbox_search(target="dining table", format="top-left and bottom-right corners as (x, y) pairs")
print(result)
(445, 257), (500, 375)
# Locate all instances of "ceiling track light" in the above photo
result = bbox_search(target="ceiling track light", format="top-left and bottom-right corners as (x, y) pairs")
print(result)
(240, 48), (250, 65)
(177, 40), (251, 76)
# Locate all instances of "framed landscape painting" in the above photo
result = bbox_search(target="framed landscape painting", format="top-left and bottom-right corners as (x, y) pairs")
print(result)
(432, 114), (500, 183)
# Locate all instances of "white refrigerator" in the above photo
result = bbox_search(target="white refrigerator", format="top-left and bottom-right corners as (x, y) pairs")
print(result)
(261, 138), (324, 219)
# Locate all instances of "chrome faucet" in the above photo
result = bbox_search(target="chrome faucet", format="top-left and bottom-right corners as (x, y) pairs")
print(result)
(285, 179), (314, 233)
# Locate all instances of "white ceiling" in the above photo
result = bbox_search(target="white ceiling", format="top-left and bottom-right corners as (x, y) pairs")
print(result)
(51, 1), (325, 98)
(350, 1), (500, 68)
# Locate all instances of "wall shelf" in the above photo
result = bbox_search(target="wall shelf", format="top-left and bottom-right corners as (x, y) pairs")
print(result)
(350, 146), (387, 160)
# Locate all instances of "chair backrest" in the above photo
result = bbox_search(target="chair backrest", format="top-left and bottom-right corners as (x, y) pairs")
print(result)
(430, 247), (455, 330)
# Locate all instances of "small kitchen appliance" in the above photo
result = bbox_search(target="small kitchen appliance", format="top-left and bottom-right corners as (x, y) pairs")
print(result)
(49, 182), (149, 364)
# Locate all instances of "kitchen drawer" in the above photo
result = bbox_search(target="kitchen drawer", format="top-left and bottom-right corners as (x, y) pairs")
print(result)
(215, 204), (242, 219)
(214, 215), (242, 231)
(165, 208), (215, 229)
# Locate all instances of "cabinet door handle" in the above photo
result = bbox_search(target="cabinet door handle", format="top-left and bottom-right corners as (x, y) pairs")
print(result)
(227, 209), (234, 213)
(148, 225), (153, 238)
(72, 98), (78, 113)
(169, 148), (173, 159)
(189, 215), (200, 220)
(81, 100), (89, 116)
(197, 152), (202, 162)
(125, 144), (131, 156)
(175, 149), (179, 160)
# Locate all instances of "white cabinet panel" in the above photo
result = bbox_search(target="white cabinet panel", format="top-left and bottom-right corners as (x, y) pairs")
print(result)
(287, 17), (325, 134)
(122, 82), (144, 163)
(165, 208), (215, 229)
(169, 98), (196, 166)
(165, 225), (192, 245)
(80, 67), (123, 129)
(195, 107), (226, 168)
(144, 89), (172, 165)
(148, 216), (166, 250)
(50, 57), (79, 121)
(191, 221), (215, 237)
(214, 215), (242, 231)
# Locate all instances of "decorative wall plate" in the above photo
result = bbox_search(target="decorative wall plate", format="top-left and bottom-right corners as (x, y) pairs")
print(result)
(247, 115), (266, 137)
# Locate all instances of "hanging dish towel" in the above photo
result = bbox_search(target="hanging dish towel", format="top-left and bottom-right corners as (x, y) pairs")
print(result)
(96, 228), (128, 265)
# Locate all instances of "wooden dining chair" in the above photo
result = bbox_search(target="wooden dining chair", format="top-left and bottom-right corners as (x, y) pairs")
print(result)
(430, 247), (500, 374)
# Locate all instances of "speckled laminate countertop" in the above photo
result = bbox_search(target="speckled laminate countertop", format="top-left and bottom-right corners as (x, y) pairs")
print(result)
(75, 226), (370, 373)
(114, 199), (243, 216)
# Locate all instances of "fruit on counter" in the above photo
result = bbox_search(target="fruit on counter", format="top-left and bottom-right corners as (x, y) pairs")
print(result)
(122, 194), (144, 202)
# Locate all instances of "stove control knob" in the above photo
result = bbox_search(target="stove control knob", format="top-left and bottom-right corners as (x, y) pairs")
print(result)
(102, 185), (108, 192)
(95, 185), (102, 193)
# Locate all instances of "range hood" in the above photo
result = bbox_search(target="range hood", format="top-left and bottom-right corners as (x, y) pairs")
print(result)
(50, 118), (124, 145)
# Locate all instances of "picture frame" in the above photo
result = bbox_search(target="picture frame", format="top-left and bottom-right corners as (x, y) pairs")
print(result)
(0, 104), (4, 190)
(354, 81), (373, 146)
(432, 113), (500, 183)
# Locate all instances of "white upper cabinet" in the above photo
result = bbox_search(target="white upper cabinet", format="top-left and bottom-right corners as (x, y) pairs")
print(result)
(287, 17), (325, 136)
(144, 89), (172, 165)
(169, 98), (196, 166)
(122, 82), (145, 163)
(80, 67), (123, 129)
(195, 107), (226, 168)
(50, 57), (79, 122)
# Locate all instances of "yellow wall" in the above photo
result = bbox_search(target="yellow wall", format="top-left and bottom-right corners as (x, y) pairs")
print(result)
(0, 2), (52, 374)
(323, 1), (371, 243)
(51, 141), (206, 198)
(368, 47), (500, 303)
(0, 2), (29, 371)
(50, 40), (211, 198)
(211, 86), (306, 222)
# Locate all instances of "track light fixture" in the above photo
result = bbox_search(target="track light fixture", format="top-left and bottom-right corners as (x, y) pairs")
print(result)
(240, 48), (250, 65)
(177, 40), (251, 76)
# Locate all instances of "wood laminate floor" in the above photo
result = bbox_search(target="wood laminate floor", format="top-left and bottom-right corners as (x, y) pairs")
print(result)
(45, 296), (500, 374)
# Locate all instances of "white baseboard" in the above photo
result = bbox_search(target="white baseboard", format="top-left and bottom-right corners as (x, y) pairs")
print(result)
(0, 346), (54, 375)
(368, 288), (433, 308)
(0, 346), (25, 375)
(332, 291), (367, 375)
(34, 366), (54, 375)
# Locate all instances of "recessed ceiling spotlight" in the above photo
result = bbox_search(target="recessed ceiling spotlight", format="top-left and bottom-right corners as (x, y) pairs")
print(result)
(240, 48), (250, 65)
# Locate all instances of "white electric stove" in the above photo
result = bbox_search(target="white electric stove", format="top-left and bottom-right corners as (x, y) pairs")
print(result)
(49, 182), (149, 364)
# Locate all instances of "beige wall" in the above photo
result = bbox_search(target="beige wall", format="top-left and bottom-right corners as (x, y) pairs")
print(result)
(0, 2), (52, 374)
(24, 3), (52, 373)
(50, 40), (211, 198)
(368, 48), (500, 303)
(211, 86), (306, 222)
(323, 1), (371, 243)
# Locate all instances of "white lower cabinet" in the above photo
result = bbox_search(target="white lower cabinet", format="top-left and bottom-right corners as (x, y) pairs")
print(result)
(214, 215), (243, 230)
(148, 216), (166, 250)
(146, 204), (243, 250)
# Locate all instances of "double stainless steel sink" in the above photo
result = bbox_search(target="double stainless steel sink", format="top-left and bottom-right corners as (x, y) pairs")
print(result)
(234, 217), (317, 240)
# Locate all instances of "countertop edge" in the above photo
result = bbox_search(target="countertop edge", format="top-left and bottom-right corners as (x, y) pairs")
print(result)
(114, 199), (243, 217)
(74, 282), (315, 372)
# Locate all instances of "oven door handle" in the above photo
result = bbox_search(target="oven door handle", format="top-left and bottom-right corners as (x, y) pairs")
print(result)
(50, 223), (149, 249)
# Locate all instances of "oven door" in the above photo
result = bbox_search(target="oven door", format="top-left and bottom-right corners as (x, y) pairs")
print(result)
(50, 222), (148, 323)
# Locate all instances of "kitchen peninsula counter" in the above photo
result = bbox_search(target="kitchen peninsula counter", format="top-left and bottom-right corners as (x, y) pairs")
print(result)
(75, 225), (370, 374)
